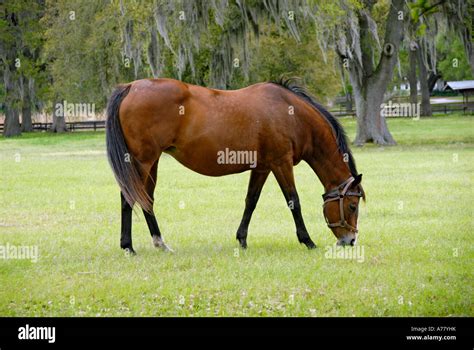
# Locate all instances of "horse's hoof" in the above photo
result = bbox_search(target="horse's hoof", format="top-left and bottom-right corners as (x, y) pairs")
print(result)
(152, 235), (174, 253)
(161, 243), (175, 253)
(123, 247), (136, 256)
(237, 237), (247, 249)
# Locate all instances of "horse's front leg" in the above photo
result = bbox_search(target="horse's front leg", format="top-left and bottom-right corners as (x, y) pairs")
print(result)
(271, 162), (316, 249)
(236, 169), (270, 248)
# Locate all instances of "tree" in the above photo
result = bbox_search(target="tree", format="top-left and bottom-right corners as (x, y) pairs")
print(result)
(413, 39), (433, 116)
(21, 82), (32, 132)
(0, 0), (44, 136)
(406, 0), (437, 117)
(437, 34), (474, 81)
(404, 0), (473, 116)
(6, 0), (469, 144)
(408, 41), (418, 106)
(334, 0), (406, 145)
(50, 99), (66, 133)
(248, 24), (341, 102)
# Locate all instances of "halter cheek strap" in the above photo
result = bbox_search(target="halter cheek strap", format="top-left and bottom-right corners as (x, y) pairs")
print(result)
(322, 176), (363, 233)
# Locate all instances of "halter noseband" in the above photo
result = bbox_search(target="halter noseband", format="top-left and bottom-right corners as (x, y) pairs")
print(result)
(322, 176), (363, 233)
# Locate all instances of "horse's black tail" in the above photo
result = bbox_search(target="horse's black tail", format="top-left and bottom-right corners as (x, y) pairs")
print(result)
(106, 84), (153, 212)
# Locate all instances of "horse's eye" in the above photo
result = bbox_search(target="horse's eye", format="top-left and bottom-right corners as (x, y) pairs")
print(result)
(349, 203), (357, 211)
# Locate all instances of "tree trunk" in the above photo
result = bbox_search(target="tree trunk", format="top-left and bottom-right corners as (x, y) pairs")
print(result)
(4, 106), (21, 137)
(21, 84), (33, 132)
(147, 23), (161, 78)
(417, 41), (432, 117)
(408, 44), (418, 106)
(51, 100), (67, 133)
(469, 46), (474, 76)
(346, 92), (353, 112)
(464, 28), (474, 75)
(352, 77), (396, 146)
(427, 72), (441, 93)
(21, 105), (33, 132)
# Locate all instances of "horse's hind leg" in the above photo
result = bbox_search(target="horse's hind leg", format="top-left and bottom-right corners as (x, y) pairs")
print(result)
(120, 192), (135, 255)
(141, 159), (173, 252)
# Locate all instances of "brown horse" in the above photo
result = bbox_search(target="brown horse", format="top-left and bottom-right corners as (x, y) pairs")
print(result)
(106, 78), (364, 254)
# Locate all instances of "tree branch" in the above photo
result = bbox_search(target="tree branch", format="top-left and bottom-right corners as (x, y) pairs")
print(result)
(417, 0), (447, 19)
(372, 0), (406, 85)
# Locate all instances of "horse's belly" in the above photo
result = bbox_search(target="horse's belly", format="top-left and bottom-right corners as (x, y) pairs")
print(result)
(165, 144), (258, 177)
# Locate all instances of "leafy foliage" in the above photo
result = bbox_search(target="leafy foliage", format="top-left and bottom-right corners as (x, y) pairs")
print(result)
(437, 33), (474, 81)
(0, 0), (472, 138)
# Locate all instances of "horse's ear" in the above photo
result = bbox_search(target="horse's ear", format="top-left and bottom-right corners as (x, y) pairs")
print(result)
(353, 174), (362, 186)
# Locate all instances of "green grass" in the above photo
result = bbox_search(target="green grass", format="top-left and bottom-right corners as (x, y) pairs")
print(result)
(0, 115), (473, 316)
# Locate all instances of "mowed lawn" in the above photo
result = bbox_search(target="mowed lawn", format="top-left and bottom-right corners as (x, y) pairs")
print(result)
(0, 115), (473, 316)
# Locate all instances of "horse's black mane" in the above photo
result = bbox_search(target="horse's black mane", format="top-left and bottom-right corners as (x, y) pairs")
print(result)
(271, 78), (358, 177)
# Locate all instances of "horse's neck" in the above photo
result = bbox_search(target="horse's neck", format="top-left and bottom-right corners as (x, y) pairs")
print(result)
(305, 126), (352, 193)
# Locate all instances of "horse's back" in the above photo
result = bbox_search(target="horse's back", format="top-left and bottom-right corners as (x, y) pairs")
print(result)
(118, 78), (313, 172)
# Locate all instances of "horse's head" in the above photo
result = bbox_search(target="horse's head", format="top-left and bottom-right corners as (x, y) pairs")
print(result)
(322, 174), (365, 246)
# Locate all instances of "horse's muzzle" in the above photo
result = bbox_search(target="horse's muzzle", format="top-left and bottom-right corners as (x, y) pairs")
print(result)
(337, 234), (357, 246)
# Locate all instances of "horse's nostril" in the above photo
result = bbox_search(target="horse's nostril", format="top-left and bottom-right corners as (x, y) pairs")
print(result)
(350, 239), (355, 246)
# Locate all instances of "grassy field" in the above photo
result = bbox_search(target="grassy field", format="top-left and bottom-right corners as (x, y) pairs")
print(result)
(0, 115), (473, 316)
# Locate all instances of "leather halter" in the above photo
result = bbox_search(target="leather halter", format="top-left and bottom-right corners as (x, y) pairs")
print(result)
(322, 176), (363, 233)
